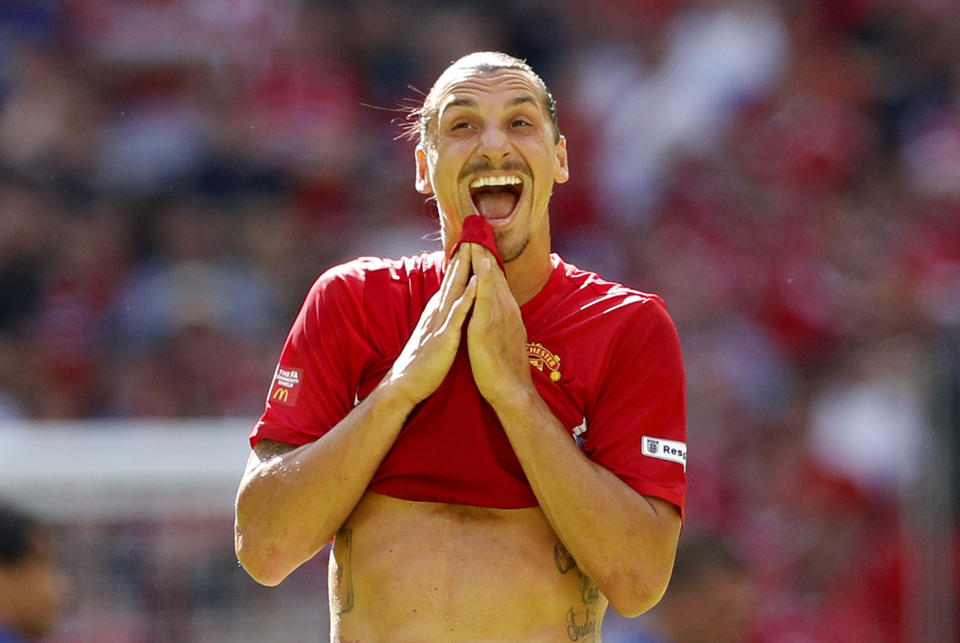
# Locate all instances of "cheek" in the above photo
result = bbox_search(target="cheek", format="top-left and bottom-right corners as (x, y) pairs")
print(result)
(431, 158), (461, 193)
(530, 176), (554, 209)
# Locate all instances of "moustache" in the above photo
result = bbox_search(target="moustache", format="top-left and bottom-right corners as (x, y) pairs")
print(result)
(459, 159), (530, 182)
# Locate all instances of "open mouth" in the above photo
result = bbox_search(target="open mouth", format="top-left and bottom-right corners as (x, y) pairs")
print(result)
(469, 175), (523, 221)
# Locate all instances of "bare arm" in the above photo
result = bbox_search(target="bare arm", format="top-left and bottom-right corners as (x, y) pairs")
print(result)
(235, 245), (477, 586)
(234, 384), (417, 586)
(466, 247), (682, 617)
(490, 389), (680, 617)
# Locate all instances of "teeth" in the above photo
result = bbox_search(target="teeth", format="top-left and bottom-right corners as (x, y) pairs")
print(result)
(469, 175), (522, 189)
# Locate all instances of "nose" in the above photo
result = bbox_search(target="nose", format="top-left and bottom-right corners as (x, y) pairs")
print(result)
(478, 126), (512, 163)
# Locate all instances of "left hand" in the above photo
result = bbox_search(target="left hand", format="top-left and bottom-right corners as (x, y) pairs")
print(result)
(466, 243), (533, 406)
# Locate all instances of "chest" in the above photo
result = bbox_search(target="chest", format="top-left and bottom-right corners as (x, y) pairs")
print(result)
(356, 288), (615, 431)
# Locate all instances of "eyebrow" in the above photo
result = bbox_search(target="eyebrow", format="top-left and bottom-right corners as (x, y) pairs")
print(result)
(508, 95), (539, 109)
(441, 94), (539, 113)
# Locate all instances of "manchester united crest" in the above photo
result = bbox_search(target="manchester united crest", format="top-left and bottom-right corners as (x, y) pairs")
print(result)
(526, 342), (562, 382)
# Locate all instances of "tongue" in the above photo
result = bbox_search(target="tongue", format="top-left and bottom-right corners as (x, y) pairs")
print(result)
(473, 190), (517, 220)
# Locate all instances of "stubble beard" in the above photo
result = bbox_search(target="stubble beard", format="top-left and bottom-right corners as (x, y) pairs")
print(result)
(496, 228), (529, 264)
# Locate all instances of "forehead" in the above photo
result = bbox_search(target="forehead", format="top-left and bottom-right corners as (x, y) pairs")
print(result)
(432, 68), (544, 114)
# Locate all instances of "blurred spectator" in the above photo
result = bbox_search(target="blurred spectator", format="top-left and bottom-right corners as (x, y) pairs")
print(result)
(0, 500), (68, 643)
(808, 339), (926, 495)
(569, 0), (788, 226)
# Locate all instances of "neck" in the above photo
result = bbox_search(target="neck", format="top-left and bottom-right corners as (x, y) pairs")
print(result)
(503, 231), (553, 306)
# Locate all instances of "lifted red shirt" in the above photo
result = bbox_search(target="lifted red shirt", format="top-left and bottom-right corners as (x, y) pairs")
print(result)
(251, 252), (686, 515)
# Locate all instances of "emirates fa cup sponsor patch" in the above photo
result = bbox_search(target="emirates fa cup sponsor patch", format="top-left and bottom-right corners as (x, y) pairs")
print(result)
(269, 366), (303, 407)
(642, 436), (687, 471)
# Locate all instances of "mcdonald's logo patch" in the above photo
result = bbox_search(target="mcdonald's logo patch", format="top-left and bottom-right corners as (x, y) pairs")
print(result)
(269, 366), (302, 407)
(526, 342), (562, 382)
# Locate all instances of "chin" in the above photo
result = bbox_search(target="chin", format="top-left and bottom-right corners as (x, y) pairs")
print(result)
(496, 231), (529, 264)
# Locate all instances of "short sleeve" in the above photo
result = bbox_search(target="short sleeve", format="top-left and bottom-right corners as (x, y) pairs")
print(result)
(583, 298), (687, 520)
(250, 264), (373, 448)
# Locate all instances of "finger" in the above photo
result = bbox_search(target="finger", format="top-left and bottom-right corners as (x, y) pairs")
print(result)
(467, 245), (484, 290)
(443, 274), (478, 332)
(472, 248), (498, 293)
(472, 246), (508, 298)
(438, 244), (472, 310)
(450, 243), (472, 288)
(469, 242), (495, 275)
(456, 243), (472, 285)
(471, 257), (494, 316)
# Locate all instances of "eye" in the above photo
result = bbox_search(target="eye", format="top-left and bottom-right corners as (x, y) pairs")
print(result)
(451, 121), (473, 131)
(511, 118), (532, 128)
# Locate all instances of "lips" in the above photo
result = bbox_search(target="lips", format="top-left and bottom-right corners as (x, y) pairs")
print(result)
(469, 175), (523, 221)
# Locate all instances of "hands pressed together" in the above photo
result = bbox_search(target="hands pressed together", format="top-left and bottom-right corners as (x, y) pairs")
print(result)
(386, 241), (532, 409)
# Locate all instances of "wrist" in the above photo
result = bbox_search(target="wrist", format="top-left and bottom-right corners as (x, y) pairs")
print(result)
(371, 373), (421, 417)
(487, 378), (541, 420)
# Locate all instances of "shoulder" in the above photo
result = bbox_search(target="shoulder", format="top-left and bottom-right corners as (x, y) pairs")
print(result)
(553, 255), (672, 329)
(308, 252), (443, 299)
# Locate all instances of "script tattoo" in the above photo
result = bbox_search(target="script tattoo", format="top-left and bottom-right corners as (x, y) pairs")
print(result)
(555, 543), (599, 604)
(579, 574), (600, 604)
(554, 543), (577, 574)
(565, 607), (599, 641)
(334, 528), (354, 615)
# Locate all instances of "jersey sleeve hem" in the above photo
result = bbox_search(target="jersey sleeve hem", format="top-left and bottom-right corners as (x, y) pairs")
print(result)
(625, 481), (685, 523)
(249, 422), (317, 449)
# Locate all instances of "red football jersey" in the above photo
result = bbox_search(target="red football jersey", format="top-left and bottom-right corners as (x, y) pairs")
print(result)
(251, 252), (687, 515)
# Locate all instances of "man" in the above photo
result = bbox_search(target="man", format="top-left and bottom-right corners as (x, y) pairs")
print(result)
(235, 51), (686, 641)
(0, 501), (68, 643)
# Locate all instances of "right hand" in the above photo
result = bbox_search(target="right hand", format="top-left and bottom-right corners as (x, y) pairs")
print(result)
(382, 243), (477, 405)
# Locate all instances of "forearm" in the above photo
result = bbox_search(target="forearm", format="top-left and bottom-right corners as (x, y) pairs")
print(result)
(235, 380), (416, 586)
(495, 388), (681, 616)
(237, 246), (477, 586)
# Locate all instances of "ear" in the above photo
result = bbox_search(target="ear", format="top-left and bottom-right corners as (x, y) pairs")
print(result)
(553, 135), (569, 184)
(415, 145), (433, 194)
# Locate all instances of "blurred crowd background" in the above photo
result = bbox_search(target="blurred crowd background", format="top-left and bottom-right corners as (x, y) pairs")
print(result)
(1, 0), (959, 641)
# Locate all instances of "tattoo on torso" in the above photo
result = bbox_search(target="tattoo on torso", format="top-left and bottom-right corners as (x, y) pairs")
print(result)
(566, 607), (599, 641)
(334, 528), (354, 615)
(554, 542), (578, 574)
(554, 543), (600, 603)
(554, 543), (602, 640)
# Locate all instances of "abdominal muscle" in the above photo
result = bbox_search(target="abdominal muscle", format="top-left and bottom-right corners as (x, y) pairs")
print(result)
(329, 491), (607, 642)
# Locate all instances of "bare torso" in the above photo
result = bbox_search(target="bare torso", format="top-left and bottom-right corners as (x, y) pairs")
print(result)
(329, 491), (607, 642)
